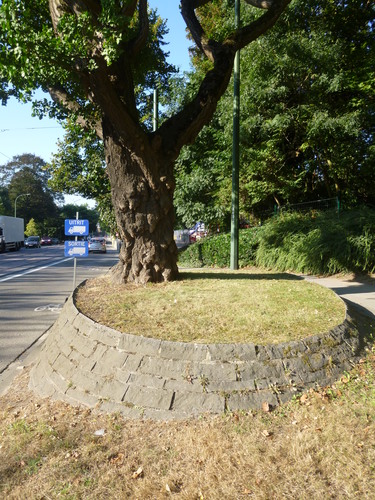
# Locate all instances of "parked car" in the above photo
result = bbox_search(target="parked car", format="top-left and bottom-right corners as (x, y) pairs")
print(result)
(88, 237), (106, 253)
(25, 236), (41, 248)
(40, 236), (52, 245)
(51, 238), (60, 245)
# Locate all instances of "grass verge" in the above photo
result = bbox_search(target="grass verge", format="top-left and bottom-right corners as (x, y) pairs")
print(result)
(0, 343), (374, 499)
(75, 268), (345, 344)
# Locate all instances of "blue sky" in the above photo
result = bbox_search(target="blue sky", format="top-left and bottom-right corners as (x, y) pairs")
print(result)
(0, 2), (191, 205)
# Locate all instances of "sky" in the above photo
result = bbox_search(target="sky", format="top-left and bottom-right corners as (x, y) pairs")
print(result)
(0, 2), (191, 207)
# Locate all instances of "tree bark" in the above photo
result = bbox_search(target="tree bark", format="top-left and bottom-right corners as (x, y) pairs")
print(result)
(103, 126), (178, 284)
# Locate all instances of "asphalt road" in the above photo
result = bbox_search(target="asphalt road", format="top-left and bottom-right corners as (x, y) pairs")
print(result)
(0, 242), (119, 374)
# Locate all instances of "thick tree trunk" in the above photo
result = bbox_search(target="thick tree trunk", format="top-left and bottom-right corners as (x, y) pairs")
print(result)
(104, 131), (179, 285)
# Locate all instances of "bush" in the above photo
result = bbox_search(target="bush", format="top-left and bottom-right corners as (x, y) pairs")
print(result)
(179, 207), (375, 275)
(178, 227), (262, 268)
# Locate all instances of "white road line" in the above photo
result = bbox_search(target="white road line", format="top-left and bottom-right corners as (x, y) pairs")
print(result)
(0, 257), (73, 283)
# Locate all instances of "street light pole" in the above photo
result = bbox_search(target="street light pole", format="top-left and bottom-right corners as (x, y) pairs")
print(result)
(230, 0), (240, 270)
(14, 193), (30, 218)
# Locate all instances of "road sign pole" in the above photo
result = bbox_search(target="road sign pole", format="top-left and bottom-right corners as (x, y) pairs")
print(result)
(73, 211), (78, 293)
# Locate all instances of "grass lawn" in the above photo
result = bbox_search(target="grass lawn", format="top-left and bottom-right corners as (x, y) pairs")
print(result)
(75, 268), (345, 344)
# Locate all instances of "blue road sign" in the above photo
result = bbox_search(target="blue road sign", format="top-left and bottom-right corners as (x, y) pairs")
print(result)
(64, 219), (89, 236)
(64, 241), (89, 257)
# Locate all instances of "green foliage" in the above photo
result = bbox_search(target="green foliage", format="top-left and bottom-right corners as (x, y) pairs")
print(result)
(256, 208), (375, 275)
(175, 0), (375, 222)
(179, 227), (262, 268)
(25, 218), (40, 237)
(179, 208), (375, 275)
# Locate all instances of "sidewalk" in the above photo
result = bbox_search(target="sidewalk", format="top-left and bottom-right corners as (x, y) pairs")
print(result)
(305, 274), (375, 317)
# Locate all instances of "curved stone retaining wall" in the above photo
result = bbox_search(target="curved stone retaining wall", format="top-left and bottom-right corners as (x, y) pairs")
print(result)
(30, 290), (363, 420)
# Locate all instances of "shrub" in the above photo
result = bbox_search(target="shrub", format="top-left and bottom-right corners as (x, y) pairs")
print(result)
(179, 207), (375, 275)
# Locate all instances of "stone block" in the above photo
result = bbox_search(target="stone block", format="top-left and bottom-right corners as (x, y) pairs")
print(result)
(49, 368), (70, 394)
(65, 386), (99, 408)
(127, 372), (166, 389)
(123, 385), (174, 411)
(163, 378), (206, 394)
(158, 340), (209, 362)
(52, 353), (76, 381)
(99, 400), (144, 419)
(205, 343), (256, 362)
(122, 353), (144, 372)
(118, 333), (161, 355)
(196, 361), (238, 382)
(229, 390), (278, 411)
(99, 379), (128, 401)
(99, 347), (128, 368)
(83, 323), (121, 347)
(72, 331), (98, 358)
(172, 391), (225, 414)
(255, 345), (270, 361)
(207, 379), (256, 393)
(139, 356), (188, 378)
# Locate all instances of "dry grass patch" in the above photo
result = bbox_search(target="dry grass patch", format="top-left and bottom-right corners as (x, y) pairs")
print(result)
(76, 268), (345, 344)
(1, 345), (375, 499)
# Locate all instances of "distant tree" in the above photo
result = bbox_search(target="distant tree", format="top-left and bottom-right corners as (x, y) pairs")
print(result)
(8, 167), (59, 225)
(0, 186), (11, 215)
(25, 218), (40, 237)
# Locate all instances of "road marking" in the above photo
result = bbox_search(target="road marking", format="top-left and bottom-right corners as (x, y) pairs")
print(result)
(0, 257), (73, 283)
(34, 303), (64, 313)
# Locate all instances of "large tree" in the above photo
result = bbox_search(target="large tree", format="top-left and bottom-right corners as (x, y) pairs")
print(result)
(0, 0), (290, 283)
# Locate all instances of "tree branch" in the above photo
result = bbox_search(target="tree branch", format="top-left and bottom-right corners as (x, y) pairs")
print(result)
(231, 0), (291, 51)
(244, 0), (277, 8)
(123, 0), (138, 18)
(128, 0), (149, 57)
(48, 84), (103, 139)
(180, 0), (217, 62)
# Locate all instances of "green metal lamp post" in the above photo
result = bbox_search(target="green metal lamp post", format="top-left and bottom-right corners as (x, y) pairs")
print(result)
(230, 0), (240, 270)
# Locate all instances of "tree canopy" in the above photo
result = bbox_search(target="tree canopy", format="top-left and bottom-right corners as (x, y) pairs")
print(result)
(174, 0), (374, 226)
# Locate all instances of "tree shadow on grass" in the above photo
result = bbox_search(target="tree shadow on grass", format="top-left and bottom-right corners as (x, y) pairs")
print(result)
(179, 271), (304, 281)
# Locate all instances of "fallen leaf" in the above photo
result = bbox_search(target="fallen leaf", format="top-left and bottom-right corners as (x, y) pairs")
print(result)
(261, 429), (272, 438)
(300, 393), (308, 404)
(132, 466), (143, 479)
(110, 453), (124, 465)
(262, 402), (270, 412)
